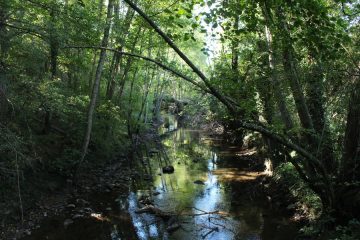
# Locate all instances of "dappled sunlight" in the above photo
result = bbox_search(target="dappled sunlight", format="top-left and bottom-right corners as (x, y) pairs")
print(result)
(213, 168), (266, 182)
(90, 213), (110, 222)
(236, 148), (257, 156)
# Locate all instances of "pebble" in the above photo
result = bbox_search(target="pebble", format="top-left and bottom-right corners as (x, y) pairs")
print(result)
(76, 199), (89, 206)
(84, 207), (93, 213)
(24, 229), (31, 236)
(72, 214), (83, 220)
(193, 180), (205, 185)
(63, 219), (74, 229)
(66, 204), (76, 209)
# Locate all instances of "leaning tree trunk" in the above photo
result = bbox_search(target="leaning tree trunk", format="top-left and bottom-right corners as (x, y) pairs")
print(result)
(76, 0), (114, 176)
(122, 1), (336, 203)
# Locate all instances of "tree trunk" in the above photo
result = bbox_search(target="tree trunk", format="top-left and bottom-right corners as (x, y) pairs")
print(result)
(123, 2), (336, 204)
(231, 16), (239, 79)
(123, 0), (236, 114)
(0, 0), (10, 73)
(49, 5), (58, 78)
(116, 26), (142, 100)
(341, 78), (360, 182)
(277, 8), (314, 134)
(135, 68), (155, 134)
(262, 5), (294, 130)
(126, 67), (139, 139)
(306, 62), (336, 172)
(76, 0), (114, 176)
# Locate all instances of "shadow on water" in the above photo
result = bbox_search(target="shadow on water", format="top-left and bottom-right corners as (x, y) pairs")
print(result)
(130, 127), (299, 240)
(22, 117), (299, 240)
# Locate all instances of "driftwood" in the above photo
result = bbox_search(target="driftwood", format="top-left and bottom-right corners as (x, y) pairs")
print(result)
(135, 205), (171, 219)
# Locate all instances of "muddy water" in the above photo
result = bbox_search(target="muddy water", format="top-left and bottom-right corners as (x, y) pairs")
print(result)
(21, 124), (299, 240)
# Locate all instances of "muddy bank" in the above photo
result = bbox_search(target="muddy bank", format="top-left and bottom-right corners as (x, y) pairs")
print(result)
(1, 158), (137, 239)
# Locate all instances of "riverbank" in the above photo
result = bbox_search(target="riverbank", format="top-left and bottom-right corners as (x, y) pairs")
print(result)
(2, 122), (307, 240)
(1, 157), (135, 239)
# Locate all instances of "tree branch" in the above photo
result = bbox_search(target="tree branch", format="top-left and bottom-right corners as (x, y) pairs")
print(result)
(63, 45), (211, 94)
(122, 0), (236, 113)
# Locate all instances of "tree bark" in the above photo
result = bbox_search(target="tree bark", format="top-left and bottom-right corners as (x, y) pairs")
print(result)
(342, 78), (360, 182)
(262, 5), (294, 130)
(76, 0), (114, 176)
(122, 0), (236, 114)
(49, 4), (58, 78)
(306, 62), (335, 172)
(106, 5), (135, 100)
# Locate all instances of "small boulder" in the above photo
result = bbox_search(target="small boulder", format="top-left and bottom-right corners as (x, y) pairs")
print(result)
(162, 166), (175, 174)
(66, 204), (76, 209)
(153, 191), (161, 196)
(64, 219), (74, 229)
(193, 180), (205, 185)
(72, 214), (83, 220)
(167, 223), (181, 233)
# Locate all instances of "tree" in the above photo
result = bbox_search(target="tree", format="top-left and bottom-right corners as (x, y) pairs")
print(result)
(77, 0), (114, 176)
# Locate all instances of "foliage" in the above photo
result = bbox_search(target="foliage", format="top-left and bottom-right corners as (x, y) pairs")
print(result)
(274, 162), (322, 220)
(0, 0), (359, 237)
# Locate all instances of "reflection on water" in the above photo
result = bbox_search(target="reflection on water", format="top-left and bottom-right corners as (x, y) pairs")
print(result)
(21, 121), (298, 240)
(130, 127), (298, 240)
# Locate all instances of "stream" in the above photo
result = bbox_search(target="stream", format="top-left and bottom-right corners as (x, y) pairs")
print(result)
(22, 118), (299, 240)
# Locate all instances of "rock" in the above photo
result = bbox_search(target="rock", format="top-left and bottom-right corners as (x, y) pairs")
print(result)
(286, 204), (296, 210)
(149, 149), (159, 154)
(139, 195), (152, 205)
(63, 219), (74, 229)
(167, 223), (181, 233)
(66, 204), (76, 209)
(72, 214), (83, 220)
(162, 166), (175, 174)
(84, 207), (93, 213)
(153, 191), (161, 196)
(193, 180), (205, 185)
(192, 158), (201, 163)
(76, 199), (89, 206)
(143, 174), (152, 181)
